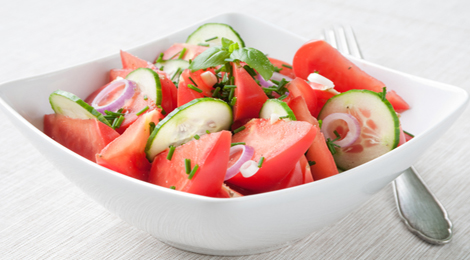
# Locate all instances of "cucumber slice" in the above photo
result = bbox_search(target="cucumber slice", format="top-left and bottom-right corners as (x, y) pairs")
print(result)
(318, 89), (400, 170)
(145, 98), (233, 160)
(126, 68), (162, 105)
(154, 59), (189, 82)
(259, 99), (296, 121)
(49, 90), (111, 127)
(186, 23), (245, 47)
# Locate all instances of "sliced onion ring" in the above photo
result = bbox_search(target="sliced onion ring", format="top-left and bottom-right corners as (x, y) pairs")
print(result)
(256, 74), (275, 88)
(321, 113), (361, 147)
(225, 145), (255, 181)
(271, 72), (293, 82)
(91, 79), (136, 113)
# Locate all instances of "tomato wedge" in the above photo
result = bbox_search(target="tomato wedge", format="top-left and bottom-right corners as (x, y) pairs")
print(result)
(268, 57), (295, 79)
(232, 64), (268, 129)
(119, 50), (177, 114)
(44, 114), (120, 162)
(282, 78), (318, 117)
(226, 119), (316, 192)
(177, 69), (215, 107)
(287, 96), (338, 180)
(161, 43), (208, 61)
(148, 131), (231, 197)
(96, 109), (163, 181)
(292, 40), (409, 113)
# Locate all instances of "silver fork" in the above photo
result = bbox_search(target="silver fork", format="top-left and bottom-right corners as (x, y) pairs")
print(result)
(321, 26), (453, 245)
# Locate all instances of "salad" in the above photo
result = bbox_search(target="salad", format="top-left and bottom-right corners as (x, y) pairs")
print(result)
(43, 23), (411, 198)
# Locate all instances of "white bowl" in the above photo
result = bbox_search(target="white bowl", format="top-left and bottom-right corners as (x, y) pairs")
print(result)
(0, 13), (467, 256)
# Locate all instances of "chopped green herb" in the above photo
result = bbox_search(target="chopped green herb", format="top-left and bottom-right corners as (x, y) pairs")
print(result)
(228, 88), (235, 101)
(278, 94), (288, 100)
(157, 105), (166, 115)
(155, 53), (164, 63)
(243, 65), (257, 77)
(380, 87), (387, 101)
(230, 97), (237, 106)
(326, 131), (341, 155)
(198, 43), (210, 47)
(178, 48), (187, 59)
(231, 142), (246, 147)
(274, 66), (282, 73)
(105, 110), (125, 116)
(188, 164), (199, 179)
(233, 126), (245, 134)
(194, 134), (200, 140)
(135, 106), (149, 116)
(112, 115), (125, 129)
(206, 130), (211, 134)
(188, 77), (198, 87)
(223, 85), (237, 89)
(258, 157), (265, 168)
(171, 67), (182, 81)
(167, 146), (175, 160)
(403, 130), (414, 137)
(185, 158), (191, 175)
(170, 51), (181, 60)
(212, 87), (221, 98)
(170, 186), (176, 190)
(279, 115), (290, 119)
(188, 84), (203, 93)
(143, 95), (148, 100)
(282, 64), (293, 69)
(205, 36), (218, 42)
(149, 122), (156, 133)
(318, 119), (323, 129)
(159, 66), (164, 71)
(308, 161), (316, 166)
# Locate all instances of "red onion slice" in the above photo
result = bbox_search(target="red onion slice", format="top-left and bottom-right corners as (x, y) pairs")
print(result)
(270, 72), (293, 82)
(256, 74), (275, 88)
(321, 113), (361, 147)
(225, 145), (255, 181)
(91, 79), (136, 113)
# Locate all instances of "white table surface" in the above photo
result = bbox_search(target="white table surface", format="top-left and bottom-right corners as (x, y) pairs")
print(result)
(1, 0), (470, 259)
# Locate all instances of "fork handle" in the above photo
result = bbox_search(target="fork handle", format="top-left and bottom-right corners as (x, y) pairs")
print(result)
(393, 167), (453, 244)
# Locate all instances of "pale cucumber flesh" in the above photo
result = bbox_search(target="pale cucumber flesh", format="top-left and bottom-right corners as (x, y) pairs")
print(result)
(259, 99), (296, 121)
(145, 98), (233, 161)
(318, 89), (400, 170)
(126, 68), (162, 105)
(186, 23), (245, 47)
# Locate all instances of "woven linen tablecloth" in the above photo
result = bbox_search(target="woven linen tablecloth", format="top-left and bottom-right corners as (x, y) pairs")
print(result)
(1, 0), (470, 259)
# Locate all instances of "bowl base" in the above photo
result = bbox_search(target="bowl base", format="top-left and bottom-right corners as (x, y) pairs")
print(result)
(161, 239), (300, 256)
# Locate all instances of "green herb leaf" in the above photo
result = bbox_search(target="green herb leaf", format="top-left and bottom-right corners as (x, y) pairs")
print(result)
(221, 37), (235, 50)
(230, 47), (274, 81)
(189, 46), (230, 72)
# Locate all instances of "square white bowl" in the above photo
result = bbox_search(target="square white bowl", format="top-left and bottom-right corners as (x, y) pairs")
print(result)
(0, 13), (467, 256)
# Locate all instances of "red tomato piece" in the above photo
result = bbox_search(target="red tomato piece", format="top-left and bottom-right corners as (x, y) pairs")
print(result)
(232, 63), (268, 129)
(268, 57), (295, 79)
(44, 114), (120, 162)
(109, 68), (133, 81)
(120, 50), (156, 70)
(404, 131), (414, 142)
(287, 96), (339, 180)
(161, 43), (208, 61)
(308, 81), (338, 118)
(177, 69), (215, 107)
(386, 90), (410, 113)
(119, 51), (177, 114)
(292, 40), (409, 113)
(264, 155), (314, 193)
(96, 109), (163, 181)
(226, 119), (316, 192)
(282, 78), (318, 117)
(148, 131), (231, 197)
